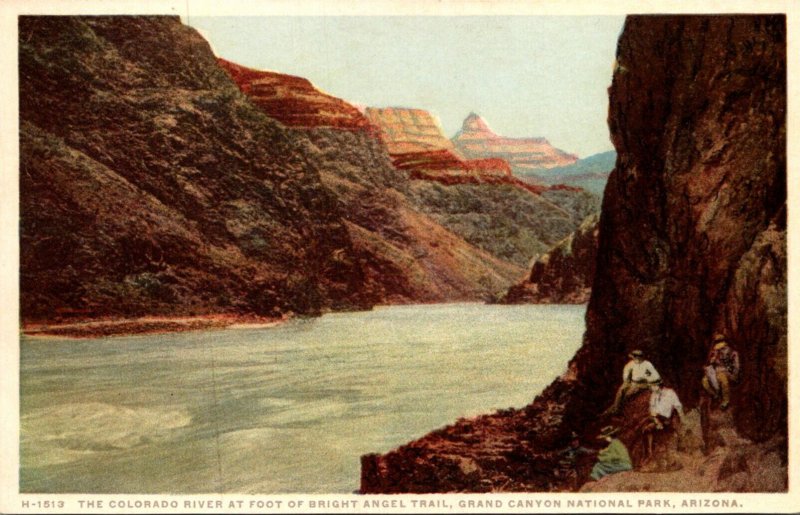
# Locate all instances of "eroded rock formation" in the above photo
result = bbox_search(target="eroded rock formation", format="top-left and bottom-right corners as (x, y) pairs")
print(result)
(361, 14), (786, 493)
(501, 214), (599, 303)
(365, 107), (518, 183)
(452, 112), (578, 173)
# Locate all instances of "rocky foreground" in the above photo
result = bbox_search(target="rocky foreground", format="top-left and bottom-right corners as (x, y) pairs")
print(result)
(361, 14), (786, 493)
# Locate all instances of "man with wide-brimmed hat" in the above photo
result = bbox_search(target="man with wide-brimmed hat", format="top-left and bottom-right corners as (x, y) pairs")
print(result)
(555, 431), (595, 490)
(605, 349), (661, 415)
(638, 378), (686, 462)
(589, 425), (632, 480)
(701, 333), (740, 409)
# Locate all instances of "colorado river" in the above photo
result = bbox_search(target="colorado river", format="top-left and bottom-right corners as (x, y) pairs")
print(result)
(20, 303), (585, 493)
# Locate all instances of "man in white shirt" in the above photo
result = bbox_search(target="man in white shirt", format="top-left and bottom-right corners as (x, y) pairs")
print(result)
(640, 379), (685, 461)
(606, 349), (661, 415)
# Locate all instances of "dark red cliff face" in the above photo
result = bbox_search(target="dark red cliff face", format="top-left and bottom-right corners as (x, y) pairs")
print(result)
(581, 14), (786, 442)
(360, 14), (786, 493)
(217, 58), (375, 132)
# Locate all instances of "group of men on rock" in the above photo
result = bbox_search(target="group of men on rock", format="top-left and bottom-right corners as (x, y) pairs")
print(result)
(557, 333), (740, 488)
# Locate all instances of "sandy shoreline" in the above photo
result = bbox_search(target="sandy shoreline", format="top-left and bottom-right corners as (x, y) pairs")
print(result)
(22, 314), (288, 339)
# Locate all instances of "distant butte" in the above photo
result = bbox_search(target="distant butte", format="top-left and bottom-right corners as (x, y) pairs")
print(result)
(365, 106), (541, 189)
(452, 112), (579, 171)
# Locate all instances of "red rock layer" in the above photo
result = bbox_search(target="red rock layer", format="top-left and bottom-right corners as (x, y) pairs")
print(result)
(364, 107), (457, 154)
(452, 112), (578, 170)
(361, 14), (786, 493)
(364, 106), (576, 190)
(218, 58), (374, 131)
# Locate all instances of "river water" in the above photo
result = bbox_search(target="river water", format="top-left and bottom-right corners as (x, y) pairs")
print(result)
(20, 303), (585, 493)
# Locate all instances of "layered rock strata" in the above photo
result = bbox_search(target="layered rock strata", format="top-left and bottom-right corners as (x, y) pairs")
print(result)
(452, 112), (578, 172)
(18, 16), (521, 321)
(361, 14), (786, 493)
(217, 58), (374, 131)
(365, 107), (515, 182)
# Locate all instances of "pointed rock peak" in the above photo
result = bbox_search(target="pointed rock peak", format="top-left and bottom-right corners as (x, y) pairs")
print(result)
(461, 112), (495, 135)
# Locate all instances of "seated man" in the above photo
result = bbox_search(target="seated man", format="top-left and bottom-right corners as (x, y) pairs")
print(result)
(555, 431), (595, 490)
(701, 334), (740, 409)
(590, 425), (632, 481)
(606, 349), (661, 415)
(638, 379), (685, 463)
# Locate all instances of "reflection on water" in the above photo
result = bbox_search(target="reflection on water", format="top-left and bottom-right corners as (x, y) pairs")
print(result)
(20, 303), (585, 493)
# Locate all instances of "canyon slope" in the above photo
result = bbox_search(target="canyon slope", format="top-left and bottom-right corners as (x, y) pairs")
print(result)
(216, 57), (608, 299)
(217, 58), (374, 132)
(361, 14), (786, 493)
(20, 16), (371, 320)
(451, 112), (578, 173)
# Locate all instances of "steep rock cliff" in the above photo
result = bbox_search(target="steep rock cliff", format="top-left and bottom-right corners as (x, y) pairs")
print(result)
(19, 16), (372, 320)
(583, 13), (786, 442)
(361, 14), (786, 492)
(502, 214), (599, 303)
(452, 113), (578, 173)
(20, 16), (529, 320)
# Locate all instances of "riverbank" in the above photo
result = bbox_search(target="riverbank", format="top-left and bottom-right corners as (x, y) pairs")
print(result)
(22, 314), (288, 338)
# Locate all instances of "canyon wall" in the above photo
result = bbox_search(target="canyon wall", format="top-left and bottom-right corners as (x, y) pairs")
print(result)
(582, 14), (786, 441)
(361, 14), (786, 492)
(19, 16), (521, 320)
(217, 58), (374, 132)
(19, 16), (373, 319)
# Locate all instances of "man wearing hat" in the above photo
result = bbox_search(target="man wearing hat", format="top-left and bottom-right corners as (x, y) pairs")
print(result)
(701, 333), (740, 409)
(606, 349), (661, 415)
(639, 379), (685, 461)
(589, 425), (632, 480)
(556, 432), (595, 490)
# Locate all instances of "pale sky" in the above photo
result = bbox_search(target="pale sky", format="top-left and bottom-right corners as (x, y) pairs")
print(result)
(183, 16), (625, 158)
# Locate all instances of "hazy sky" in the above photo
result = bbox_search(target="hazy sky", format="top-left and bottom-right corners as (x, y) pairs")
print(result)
(184, 16), (625, 158)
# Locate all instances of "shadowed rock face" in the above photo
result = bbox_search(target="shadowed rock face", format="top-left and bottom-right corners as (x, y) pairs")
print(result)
(583, 14), (786, 442)
(361, 14), (786, 493)
(19, 16), (373, 319)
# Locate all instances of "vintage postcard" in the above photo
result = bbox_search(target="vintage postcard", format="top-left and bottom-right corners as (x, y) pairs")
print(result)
(1, 0), (797, 513)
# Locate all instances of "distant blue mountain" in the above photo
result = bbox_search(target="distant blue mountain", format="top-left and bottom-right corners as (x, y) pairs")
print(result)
(515, 150), (616, 196)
